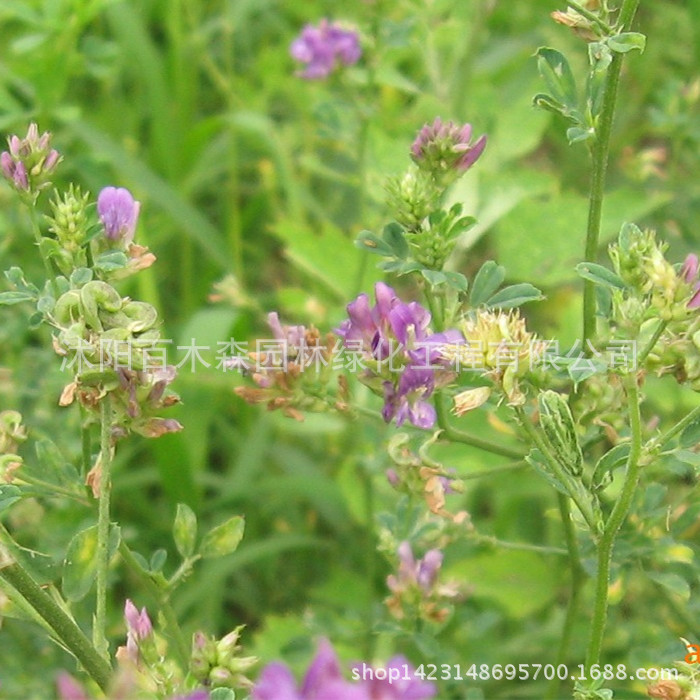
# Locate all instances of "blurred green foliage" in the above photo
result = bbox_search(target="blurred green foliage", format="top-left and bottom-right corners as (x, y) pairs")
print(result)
(0, 0), (699, 698)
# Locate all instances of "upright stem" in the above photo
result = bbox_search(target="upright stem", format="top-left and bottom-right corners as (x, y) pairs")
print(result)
(27, 205), (60, 298)
(0, 540), (112, 691)
(585, 372), (643, 668)
(94, 394), (113, 658)
(582, 0), (641, 349)
(547, 494), (585, 700)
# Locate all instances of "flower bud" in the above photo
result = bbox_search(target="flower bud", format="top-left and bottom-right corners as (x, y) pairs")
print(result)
(97, 186), (140, 244)
(1, 123), (61, 195)
(46, 185), (91, 252)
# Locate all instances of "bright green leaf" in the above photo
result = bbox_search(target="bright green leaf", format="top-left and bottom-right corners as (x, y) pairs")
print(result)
(63, 525), (121, 602)
(535, 47), (578, 109)
(485, 283), (543, 309)
(576, 262), (626, 289)
(607, 32), (646, 54)
(470, 260), (505, 307)
(200, 515), (245, 559)
(173, 503), (198, 558)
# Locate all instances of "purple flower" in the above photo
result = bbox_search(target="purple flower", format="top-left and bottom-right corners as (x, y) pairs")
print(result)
(290, 19), (361, 79)
(357, 656), (437, 700)
(382, 367), (436, 429)
(56, 673), (88, 700)
(689, 282), (700, 310)
(681, 253), (699, 283)
(1, 123), (60, 193)
(411, 118), (486, 175)
(252, 639), (369, 700)
(97, 186), (140, 243)
(387, 542), (443, 595)
(268, 311), (307, 348)
(124, 598), (153, 640)
(336, 284), (462, 430)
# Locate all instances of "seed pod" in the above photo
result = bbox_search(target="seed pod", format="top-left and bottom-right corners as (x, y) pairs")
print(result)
(538, 390), (583, 477)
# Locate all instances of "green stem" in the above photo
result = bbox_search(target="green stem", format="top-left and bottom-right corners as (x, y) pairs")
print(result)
(460, 461), (528, 481)
(436, 396), (525, 459)
(637, 319), (668, 367)
(94, 394), (113, 658)
(118, 542), (190, 668)
(565, 1), (613, 33)
(547, 494), (585, 700)
(653, 402), (700, 450)
(585, 372), (643, 668)
(27, 205), (59, 298)
(514, 406), (599, 535)
(471, 532), (567, 556)
(0, 540), (112, 691)
(582, 0), (641, 349)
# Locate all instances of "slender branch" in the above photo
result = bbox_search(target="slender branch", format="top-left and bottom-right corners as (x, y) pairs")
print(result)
(118, 542), (190, 668)
(565, 1), (613, 33)
(585, 372), (643, 668)
(637, 319), (668, 367)
(471, 532), (567, 556)
(94, 394), (113, 658)
(653, 403), (700, 451)
(436, 396), (525, 460)
(582, 0), (641, 349)
(28, 206), (60, 298)
(0, 540), (112, 691)
(547, 494), (586, 700)
(514, 406), (599, 535)
(459, 461), (528, 481)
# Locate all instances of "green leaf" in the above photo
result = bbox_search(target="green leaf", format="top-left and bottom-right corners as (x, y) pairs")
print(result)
(470, 260), (505, 307)
(592, 443), (630, 490)
(0, 291), (36, 305)
(607, 32), (646, 54)
(209, 690), (236, 700)
(355, 230), (394, 257)
(566, 126), (594, 144)
(93, 251), (128, 272)
(646, 571), (690, 601)
(0, 485), (22, 513)
(525, 449), (569, 496)
(680, 417), (700, 448)
(443, 271), (469, 292)
(70, 267), (93, 287)
(200, 515), (245, 559)
(173, 503), (198, 558)
(485, 283), (543, 309)
(63, 525), (121, 601)
(420, 269), (447, 287)
(576, 262), (626, 289)
(150, 548), (167, 572)
(382, 222), (409, 260)
(535, 47), (578, 109)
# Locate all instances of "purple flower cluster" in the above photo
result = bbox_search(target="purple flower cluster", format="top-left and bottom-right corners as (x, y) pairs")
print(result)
(411, 118), (487, 174)
(388, 542), (443, 596)
(335, 283), (461, 429)
(681, 253), (700, 309)
(290, 19), (361, 79)
(1, 123), (60, 193)
(97, 186), (140, 244)
(252, 639), (435, 700)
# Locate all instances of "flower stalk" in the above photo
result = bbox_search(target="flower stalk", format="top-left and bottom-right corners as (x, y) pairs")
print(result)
(0, 538), (112, 691)
(582, 0), (642, 350)
(94, 394), (113, 658)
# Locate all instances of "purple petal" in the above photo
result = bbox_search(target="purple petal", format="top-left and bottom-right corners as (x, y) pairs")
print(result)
(252, 662), (301, 700)
(682, 253), (699, 283)
(416, 549), (443, 591)
(407, 400), (436, 429)
(301, 639), (344, 698)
